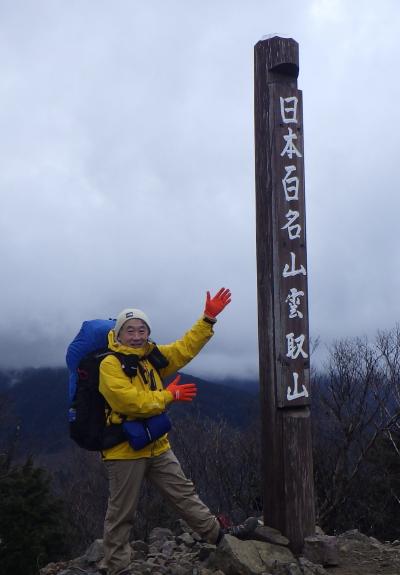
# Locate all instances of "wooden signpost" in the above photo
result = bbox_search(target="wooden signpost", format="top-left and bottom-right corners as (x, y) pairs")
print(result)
(254, 35), (315, 553)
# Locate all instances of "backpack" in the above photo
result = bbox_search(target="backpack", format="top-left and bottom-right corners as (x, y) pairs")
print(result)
(66, 319), (169, 451)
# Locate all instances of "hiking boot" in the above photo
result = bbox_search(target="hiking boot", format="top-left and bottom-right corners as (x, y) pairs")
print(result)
(223, 516), (259, 540)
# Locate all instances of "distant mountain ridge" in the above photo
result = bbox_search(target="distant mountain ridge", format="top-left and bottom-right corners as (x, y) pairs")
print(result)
(0, 367), (259, 458)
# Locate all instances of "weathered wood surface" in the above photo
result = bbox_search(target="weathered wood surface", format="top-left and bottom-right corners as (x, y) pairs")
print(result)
(254, 35), (315, 554)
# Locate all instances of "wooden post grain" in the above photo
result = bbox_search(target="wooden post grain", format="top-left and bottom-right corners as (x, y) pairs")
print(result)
(254, 35), (315, 553)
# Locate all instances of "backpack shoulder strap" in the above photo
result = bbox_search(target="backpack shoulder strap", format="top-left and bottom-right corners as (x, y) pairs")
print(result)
(100, 345), (168, 379)
(107, 351), (140, 378)
(145, 345), (169, 373)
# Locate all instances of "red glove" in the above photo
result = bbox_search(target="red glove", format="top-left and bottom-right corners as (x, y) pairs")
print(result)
(167, 375), (197, 402)
(204, 287), (232, 318)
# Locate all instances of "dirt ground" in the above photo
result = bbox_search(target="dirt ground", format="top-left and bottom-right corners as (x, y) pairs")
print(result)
(325, 533), (400, 575)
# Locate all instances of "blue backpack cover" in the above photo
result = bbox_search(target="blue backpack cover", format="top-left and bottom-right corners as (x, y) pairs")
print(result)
(66, 319), (115, 403)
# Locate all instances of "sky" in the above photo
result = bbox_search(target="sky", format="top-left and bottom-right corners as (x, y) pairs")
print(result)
(0, 0), (399, 378)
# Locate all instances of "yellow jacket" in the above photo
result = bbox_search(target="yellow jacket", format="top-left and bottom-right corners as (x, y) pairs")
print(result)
(99, 316), (215, 459)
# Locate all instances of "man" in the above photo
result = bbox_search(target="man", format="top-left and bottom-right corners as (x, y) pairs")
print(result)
(99, 288), (257, 575)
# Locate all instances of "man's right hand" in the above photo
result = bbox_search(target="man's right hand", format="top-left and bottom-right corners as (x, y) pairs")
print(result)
(204, 287), (231, 318)
(167, 374), (197, 402)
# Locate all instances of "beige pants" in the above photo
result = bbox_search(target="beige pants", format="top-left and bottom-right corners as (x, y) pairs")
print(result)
(103, 449), (220, 575)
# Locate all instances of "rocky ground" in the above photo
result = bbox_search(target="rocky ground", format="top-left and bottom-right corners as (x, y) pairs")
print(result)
(328, 530), (400, 575)
(40, 521), (400, 575)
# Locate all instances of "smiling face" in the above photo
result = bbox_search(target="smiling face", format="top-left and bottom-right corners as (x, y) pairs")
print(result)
(117, 318), (150, 348)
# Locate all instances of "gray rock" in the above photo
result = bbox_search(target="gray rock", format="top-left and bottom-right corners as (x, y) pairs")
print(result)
(339, 529), (369, 542)
(68, 555), (88, 568)
(57, 571), (84, 575)
(84, 539), (105, 564)
(131, 558), (148, 568)
(183, 551), (200, 563)
(302, 534), (339, 566)
(161, 539), (176, 557)
(192, 532), (203, 542)
(148, 547), (161, 557)
(212, 535), (295, 575)
(131, 540), (149, 554)
(271, 562), (302, 575)
(298, 557), (330, 575)
(145, 558), (163, 568)
(131, 549), (147, 561)
(166, 562), (192, 575)
(177, 532), (196, 547)
(148, 527), (174, 545)
(174, 519), (192, 535)
(39, 562), (69, 575)
(299, 562), (315, 575)
(284, 563), (303, 575)
(369, 536), (383, 547)
(253, 525), (290, 547)
(198, 543), (216, 561)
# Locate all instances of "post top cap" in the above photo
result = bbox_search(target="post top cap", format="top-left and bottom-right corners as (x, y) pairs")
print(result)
(260, 33), (292, 41)
(255, 35), (299, 79)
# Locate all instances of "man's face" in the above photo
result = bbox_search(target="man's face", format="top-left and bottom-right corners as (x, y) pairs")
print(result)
(118, 318), (149, 348)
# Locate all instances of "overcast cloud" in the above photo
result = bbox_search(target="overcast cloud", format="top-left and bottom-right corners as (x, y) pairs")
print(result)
(0, 0), (399, 378)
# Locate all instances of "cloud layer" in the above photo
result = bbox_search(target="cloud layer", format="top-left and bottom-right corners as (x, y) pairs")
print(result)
(0, 0), (399, 377)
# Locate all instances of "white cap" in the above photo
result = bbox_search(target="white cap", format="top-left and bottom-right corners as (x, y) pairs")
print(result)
(114, 308), (151, 336)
